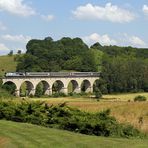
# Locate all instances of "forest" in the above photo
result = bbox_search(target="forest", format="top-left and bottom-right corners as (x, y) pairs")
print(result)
(16, 37), (148, 94)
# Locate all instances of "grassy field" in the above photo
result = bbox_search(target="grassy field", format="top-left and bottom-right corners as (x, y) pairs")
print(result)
(104, 93), (148, 101)
(31, 92), (148, 133)
(0, 120), (148, 148)
(0, 55), (18, 77)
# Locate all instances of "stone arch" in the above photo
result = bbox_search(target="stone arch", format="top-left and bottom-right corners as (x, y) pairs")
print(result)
(52, 80), (65, 94)
(3, 81), (17, 95)
(81, 79), (91, 93)
(35, 80), (50, 96)
(68, 80), (79, 94)
(20, 81), (34, 96)
(93, 79), (100, 92)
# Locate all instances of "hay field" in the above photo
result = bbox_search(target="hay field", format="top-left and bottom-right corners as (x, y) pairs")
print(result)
(33, 93), (148, 133)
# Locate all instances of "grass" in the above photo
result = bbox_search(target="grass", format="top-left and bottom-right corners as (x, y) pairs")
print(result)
(103, 92), (148, 101)
(0, 120), (148, 148)
(30, 92), (148, 133)
(0, 55), (18, 77)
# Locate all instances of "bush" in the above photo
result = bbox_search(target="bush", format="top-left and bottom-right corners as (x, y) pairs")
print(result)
(29, 94), (34, 98)
(68, 92), (82, 98)
(35, 83), (43, 98)
(134, 95), (147, 102)
(52, 92), (66, 98)
(94, 88), (102, 100)
(0, 88), (14, 99)
(0, 100), (145, 138)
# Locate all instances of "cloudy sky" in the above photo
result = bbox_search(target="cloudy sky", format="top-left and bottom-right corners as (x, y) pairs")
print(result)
(0, 0), (148, 55)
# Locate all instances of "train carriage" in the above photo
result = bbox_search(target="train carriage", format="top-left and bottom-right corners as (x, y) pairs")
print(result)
(5, 72), (100, 77)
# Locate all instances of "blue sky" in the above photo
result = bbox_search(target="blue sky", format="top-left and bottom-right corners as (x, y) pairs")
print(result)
(0, 0), (148, 55)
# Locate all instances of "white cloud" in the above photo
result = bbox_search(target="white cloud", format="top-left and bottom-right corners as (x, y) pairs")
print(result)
(83, 33), (147, 48)
(118, 33), (146, 48)
(83, 33), (117, 46)
(128, 36), (146, 47)
(72, 3), (135, 23)
(143, 5), (148, 15)
(0, 43), (9, 51)
(0, 22), (7, 31)
(41, 14), (54, 22)
(1, 34), (32, 43)
(0, 0), (36, 17)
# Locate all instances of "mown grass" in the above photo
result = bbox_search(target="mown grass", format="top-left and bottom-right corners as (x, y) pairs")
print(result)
(0, 55), (18, 77)
(0, 120), (148, 148)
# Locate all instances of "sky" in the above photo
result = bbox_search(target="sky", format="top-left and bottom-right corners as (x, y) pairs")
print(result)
(0, 0), (148, 55)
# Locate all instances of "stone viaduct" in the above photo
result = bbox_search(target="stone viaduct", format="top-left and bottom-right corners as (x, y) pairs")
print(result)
(2, 72), (100, 96)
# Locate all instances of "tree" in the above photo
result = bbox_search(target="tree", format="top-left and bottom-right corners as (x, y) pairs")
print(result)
(17, 50), (22, 54)
(35, 83), (43, 97)
(8, 50), (13, 56)
(17, 37), (98, 72)
(95, 88), (102, 100)
(2, 82), (16, 95)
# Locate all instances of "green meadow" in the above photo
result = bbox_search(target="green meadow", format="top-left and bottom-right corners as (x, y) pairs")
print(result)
(0, 120), (148, 148)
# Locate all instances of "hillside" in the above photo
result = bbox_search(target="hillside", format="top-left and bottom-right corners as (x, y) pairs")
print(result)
(0, 120), (148, 148)
(0, 55), (18, 77)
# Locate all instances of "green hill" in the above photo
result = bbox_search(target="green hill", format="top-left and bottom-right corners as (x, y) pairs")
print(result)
(0, 120), (148, 148)
(0, 55), (18, 77)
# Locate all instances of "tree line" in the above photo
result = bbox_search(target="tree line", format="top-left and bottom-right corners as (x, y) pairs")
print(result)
(16, 37), (98, 72)
(16, 37), (148, 94)
(91, 43), (148, 93)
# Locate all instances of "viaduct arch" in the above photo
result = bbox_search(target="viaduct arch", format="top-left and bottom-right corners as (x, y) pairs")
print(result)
(2, 72), (100, 96)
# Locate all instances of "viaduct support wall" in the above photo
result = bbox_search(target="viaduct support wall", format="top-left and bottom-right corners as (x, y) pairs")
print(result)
(2, 76), (99, 97)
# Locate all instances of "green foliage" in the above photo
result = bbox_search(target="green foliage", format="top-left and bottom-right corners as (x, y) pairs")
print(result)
(35, 83), (43, 98)
(90, 46), (103, 71)
(94, 88), (102, 100)
(134, 95), (147, 102)
(91, 43), (148, 94)
(17, 37), (98, 72)
(0, 87), (14, 99)
(17, 54), (42, 72)
(98, 52), (148, 94)
(8, 50), (13, 56)
(52, 92), (67, 98)
(0, 80), (14, 99)
(0, 100), (145, 138)
(2, 82), (16, 95)
(0, 79), (2, 87)
(17, 50), (22, 54)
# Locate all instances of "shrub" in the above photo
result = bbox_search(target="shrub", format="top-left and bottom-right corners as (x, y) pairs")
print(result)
(68, 92), (81, 98)
(35, 83), (43, 98)
(52, 92), (66, 98)
(0, 100), (145, 138)
(94, 88), (102, 100)
(29, 94), (34, 98)
(134, 95), (147, 102)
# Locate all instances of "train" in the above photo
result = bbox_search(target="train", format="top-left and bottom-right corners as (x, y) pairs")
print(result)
(5, 72), (100, 77)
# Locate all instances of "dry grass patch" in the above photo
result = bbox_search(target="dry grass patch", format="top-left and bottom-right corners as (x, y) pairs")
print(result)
(0, 137), (11, 147)
(67, 101), (148, 133)
(42, 96), (148, 133)
(31, 93), (148, 133)
(103, 92), (148, 101)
